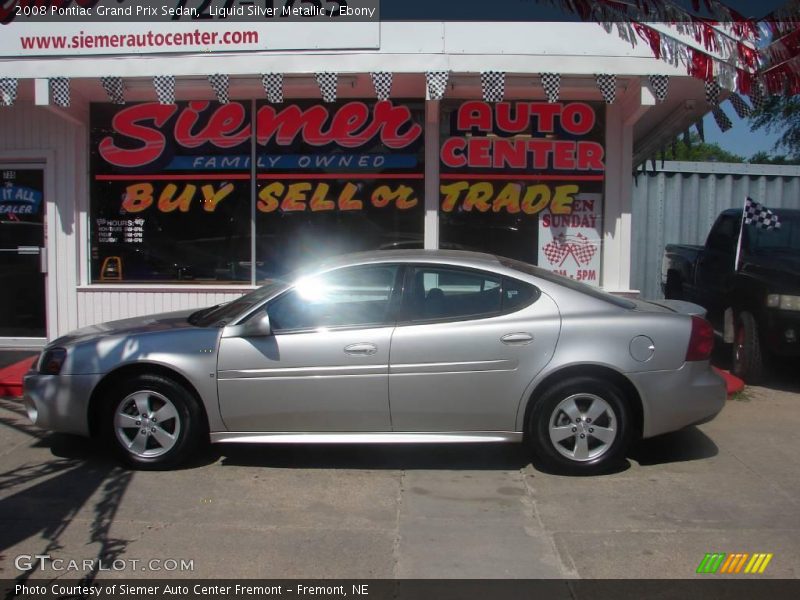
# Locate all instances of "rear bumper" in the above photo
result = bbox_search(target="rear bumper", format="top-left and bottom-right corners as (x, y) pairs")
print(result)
(628, 361), (727, 439)
(22, 371), (101, 437)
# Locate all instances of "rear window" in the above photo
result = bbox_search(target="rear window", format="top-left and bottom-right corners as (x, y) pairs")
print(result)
(499, 257), (635, 309)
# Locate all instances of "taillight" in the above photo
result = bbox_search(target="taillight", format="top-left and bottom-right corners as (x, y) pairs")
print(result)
(685, 316), (714, 361)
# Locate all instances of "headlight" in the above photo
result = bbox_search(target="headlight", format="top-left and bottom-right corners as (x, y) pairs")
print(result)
(766, 294), (800, 311)
(38, 348), (67, 375)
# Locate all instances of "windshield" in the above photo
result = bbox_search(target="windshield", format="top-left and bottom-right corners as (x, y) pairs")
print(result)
(188, 279), (288, 327)
(747, 213), (800, 255)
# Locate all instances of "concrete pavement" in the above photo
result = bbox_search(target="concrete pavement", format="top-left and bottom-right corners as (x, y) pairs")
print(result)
(0, 382), (797, 580)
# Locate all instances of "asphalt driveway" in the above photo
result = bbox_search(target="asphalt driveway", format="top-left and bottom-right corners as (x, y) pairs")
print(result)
(0, 378), (798, 580)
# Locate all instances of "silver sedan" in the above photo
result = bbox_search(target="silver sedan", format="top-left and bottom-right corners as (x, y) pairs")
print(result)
(23, 250), (726, 474)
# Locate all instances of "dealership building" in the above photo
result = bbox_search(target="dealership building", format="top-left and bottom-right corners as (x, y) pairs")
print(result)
(0, 2), (765, 347)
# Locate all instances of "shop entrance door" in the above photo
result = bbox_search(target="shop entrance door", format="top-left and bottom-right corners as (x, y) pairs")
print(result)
(0, 166), (46, 341)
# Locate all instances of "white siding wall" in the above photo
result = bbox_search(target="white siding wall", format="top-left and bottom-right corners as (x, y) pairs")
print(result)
(632, 162), (800, 301)
(76, 289), (248, 329)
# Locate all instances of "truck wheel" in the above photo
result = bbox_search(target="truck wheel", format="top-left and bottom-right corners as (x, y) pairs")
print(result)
(732, 311), (765, 384)
(664, 272), (683, 300)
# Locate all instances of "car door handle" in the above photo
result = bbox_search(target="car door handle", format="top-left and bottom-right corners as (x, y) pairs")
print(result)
(344, 343), (378, 356)
(501, 332), (534, 345)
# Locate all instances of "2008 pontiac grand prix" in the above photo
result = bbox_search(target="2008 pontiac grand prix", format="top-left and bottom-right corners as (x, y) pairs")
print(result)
(23, 250), (726, 474)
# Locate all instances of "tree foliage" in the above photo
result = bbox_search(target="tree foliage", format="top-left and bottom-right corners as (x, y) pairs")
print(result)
(748, 95), (800, 159)
(662, 133), (745, 162)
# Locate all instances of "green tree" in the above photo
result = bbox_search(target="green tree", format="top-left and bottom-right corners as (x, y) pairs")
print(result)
(748, 150), (800, 165)
(748, 95), (800, 160)
(662, 133), (745, 162)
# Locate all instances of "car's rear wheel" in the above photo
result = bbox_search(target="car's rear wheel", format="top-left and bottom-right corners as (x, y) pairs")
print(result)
(104, 374), (205, 470)
(732, 311), (765, 384)
(528, 377), (633, 475)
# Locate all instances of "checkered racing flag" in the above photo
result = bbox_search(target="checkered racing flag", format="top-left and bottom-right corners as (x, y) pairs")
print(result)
(100, 77), (125, 105)
(425, 71), (449, 101)
(0, 78), (18, 107)
(371, 72), (392, 101)
(727, 92), (751, 119)
(744, 197), (780, 230)
(540, 73), (560, 103)
(711, 106), (733, 132)
(648, 75), (669, 103)
(481, 71), (505, 102)
(595, 74), (616, 104)
(49, 77), (70, 107)
(261, 73), (283, 104)
(748, 80), (765, 113)
(542, 233), (597, 267)
(208, 74), (229, 104)
(705, 80), (721, 106)
(315, 72), (338, 103)
(153, 75), (175, 105)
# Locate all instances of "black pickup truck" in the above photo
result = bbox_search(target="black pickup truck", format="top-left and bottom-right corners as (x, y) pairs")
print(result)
(662, 208), (800, 383)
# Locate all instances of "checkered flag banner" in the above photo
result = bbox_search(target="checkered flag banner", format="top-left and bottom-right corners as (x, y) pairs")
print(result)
(100, 77), (125, 105)
(261, 73), (283, 104)
(208, 74), (229, 104)
(315, 72), (338, 103)
(540, 73), (560, 103)
(748, 81), (765, 113)
(0, 78), (18, 107)
(744, 197), (780, 230)
(481, 71), (505, 103)
(153, 75), (175, 105)
(425, 71), (449, 101)
(648, 75), (669, 103)
(49, 77), (70, 107)
(711, 106), (732, 132)
(595, 74), (616, 104)
(370, 72), (392, 101)
(705, 80), (721, 106)
(728, 92), (752, 119)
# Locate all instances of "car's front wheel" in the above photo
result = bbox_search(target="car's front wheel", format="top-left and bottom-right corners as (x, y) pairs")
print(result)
(104, 374), (205, 470)
(528, 377), (633, 475)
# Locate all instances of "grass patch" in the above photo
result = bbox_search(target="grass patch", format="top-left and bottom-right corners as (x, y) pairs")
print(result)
(729, 388), (752, 402)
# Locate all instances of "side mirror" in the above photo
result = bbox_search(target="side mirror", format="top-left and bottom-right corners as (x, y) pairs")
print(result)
(222, 312), (272, 338)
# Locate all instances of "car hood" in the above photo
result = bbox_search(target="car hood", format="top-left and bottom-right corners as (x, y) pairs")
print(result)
(50, 309), (199, 347)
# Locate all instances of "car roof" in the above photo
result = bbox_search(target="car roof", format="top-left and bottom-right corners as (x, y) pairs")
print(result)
(309, 249), (504, 272)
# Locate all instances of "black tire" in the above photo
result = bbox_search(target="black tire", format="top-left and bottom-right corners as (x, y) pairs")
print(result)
(664, 272), (683, 300)
(102, 374), (206, 470)
(528, 377), (633, 475)
(732, 311), (766, 384)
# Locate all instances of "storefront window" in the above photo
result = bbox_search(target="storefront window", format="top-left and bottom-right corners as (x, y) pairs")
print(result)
(89, 99), (424, 284)
(254, 100), (425, 280)
(90, 101), (252, 284)
(439, 101), (605, 285)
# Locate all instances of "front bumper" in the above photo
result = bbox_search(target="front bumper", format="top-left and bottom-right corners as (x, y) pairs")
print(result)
(761, 310), (800, 358)
(628, 361), (727, 439)
(22, 370), (103, 437)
